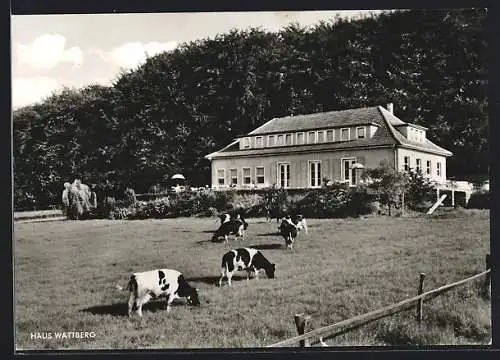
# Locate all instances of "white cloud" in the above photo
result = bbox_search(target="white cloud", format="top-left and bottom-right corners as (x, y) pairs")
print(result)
(12, 77), (61, 108)
(95, 41), (178, 69)
(14, 34), (83, 70)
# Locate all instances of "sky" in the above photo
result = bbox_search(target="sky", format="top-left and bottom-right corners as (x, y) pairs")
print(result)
(11, 10), (387, 109)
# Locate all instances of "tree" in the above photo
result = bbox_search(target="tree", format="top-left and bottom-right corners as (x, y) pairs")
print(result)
(363, 162), (411, 216)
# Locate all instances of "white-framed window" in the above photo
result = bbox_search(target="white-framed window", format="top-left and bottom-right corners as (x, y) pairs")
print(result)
(285, 133), (293, 145)
(277, 134), (284, 146)
(341, 158), (358, 186)
(268, 135), (275, 147)
(217, 169), (225, 185)
(409, 128), (415, 141)
(255, 166), (265, 185)
(296, 132), (305, 145)
(341, 128), (350, 141)
(308, 131), (316, 144)
(356, 127), (365, 139)
(255, 136), (263, 148)
(243, 167), (251, 185)
(426, 160), (432, 175)
(326, 129), (334, 142)
(317, 130), (325, 143)
(242, 137), (250, 149)
(308, 160), (322, 188)
(416, 158), (421, 173)
(437, 162), (441, 177)
(230, 168), (238, 185)
(404, 156), (410, 172)
(277, 163), (291, 188)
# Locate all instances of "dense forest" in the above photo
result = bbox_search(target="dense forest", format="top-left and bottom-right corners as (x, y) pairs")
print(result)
(13, 9), (488, 209)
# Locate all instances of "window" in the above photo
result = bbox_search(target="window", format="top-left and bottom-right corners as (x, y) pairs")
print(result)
(277, 134), (284, 146)
(308, 131), (316, 144)
(243, 137), (250, 149)
(404, 156), (410, 172)
(285, 133), (293, 145)
(255, 136), (263, 148)
(243, 168), (251, 184)
(416, 159), (421, 173)
(356, 127), (365, 139)
(426, 160), (432, 175)
(217, 169), (225, 185)
(309, 161), (322, 188)
(268, 135), (275, 147)
(326, 129), (334, 142)
(296, 132), (305, 145)
(256, 167), (265, 185)
(341, 128), (350, 141)
(437, 162), (441, 177)
(277, 163), (291, 188)
(317, 131), (325, 143)
(230, 169), (238, 185)
(341, 158), (358, 186)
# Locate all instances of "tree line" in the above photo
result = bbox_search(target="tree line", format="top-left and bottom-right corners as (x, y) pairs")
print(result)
(13, 8), (488, 210)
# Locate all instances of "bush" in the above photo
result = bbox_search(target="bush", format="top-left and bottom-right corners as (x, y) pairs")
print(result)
(103, 186), (378, 220)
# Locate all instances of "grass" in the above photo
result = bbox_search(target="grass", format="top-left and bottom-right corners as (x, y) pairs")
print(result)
(14, 210), (491, 349)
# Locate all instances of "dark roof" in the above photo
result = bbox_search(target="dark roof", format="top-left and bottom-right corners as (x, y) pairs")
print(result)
(205, 105), (452, 159)
(248, 106), (383, 135)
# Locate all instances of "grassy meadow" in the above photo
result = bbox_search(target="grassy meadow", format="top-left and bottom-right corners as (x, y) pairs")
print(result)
(14, 209), (491, 349)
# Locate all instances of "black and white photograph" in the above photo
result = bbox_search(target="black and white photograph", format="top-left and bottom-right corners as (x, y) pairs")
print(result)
(12, 8), (491, 350)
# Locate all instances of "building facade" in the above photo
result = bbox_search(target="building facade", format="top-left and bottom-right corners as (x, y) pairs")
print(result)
(205, 104), (452, 189)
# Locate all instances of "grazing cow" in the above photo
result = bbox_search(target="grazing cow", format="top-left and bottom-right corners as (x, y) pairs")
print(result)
(117, 269), (200, 317)
(289, 214), (308, 234)
(219, 247), (276, 286)
(279, 217), (299, 250)
(212, 214), (248, 243)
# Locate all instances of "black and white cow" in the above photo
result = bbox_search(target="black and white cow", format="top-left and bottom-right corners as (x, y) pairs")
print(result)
(117, 268), (200, 317)
(219, 247), (276, 286)
(279, 217), (299, 250)
(288, 214), (308, 234)
(212, 214), (248, 243)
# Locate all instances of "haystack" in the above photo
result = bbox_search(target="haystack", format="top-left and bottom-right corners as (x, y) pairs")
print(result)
(62, 179), (97, 220)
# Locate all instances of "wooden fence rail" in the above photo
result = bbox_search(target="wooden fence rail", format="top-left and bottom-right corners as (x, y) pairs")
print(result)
(268, 255), (491, 348)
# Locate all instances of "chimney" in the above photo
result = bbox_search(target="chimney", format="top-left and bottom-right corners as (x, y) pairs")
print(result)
(386, 103), (394, 114)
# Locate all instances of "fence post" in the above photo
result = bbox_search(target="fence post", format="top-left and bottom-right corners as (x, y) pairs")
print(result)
(294, 313), (311, 347)
(483, 254), (491, 299)
(416, 273), (426, 323)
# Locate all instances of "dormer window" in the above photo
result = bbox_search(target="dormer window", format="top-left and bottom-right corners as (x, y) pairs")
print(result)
(356, 127), (365, 139)
(308, 131), (316, 144)
(317, 131), (325, 143)
(341, 128), (350, 141)
(243, 137), (250, 149)
(277, 134), (284, 146)
(285, 133), (293, 145)
(326, 129), (334, 142)
(255, 136), (263, 148)
(297, 132), (305, 145)
(268, 135), (275, 147)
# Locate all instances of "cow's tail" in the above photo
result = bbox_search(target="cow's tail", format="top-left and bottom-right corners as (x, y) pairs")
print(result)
(115, 275), (135, 292)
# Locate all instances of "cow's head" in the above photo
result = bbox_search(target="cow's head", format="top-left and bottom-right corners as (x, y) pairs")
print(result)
(186, 287), (200, 306)
(265, 263), (276, 279)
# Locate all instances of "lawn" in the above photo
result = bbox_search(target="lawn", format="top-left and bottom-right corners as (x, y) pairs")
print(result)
(14, 210), (491, 349)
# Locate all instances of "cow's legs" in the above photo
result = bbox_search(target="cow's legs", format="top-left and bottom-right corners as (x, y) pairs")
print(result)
(136, 293), (152, 317)
(227, 271), (234, 286)
(246, 269), (252, 281)
(218, 268), (226, 287)
(128, 292), (136, 317)
(166, 294), (177, 313)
